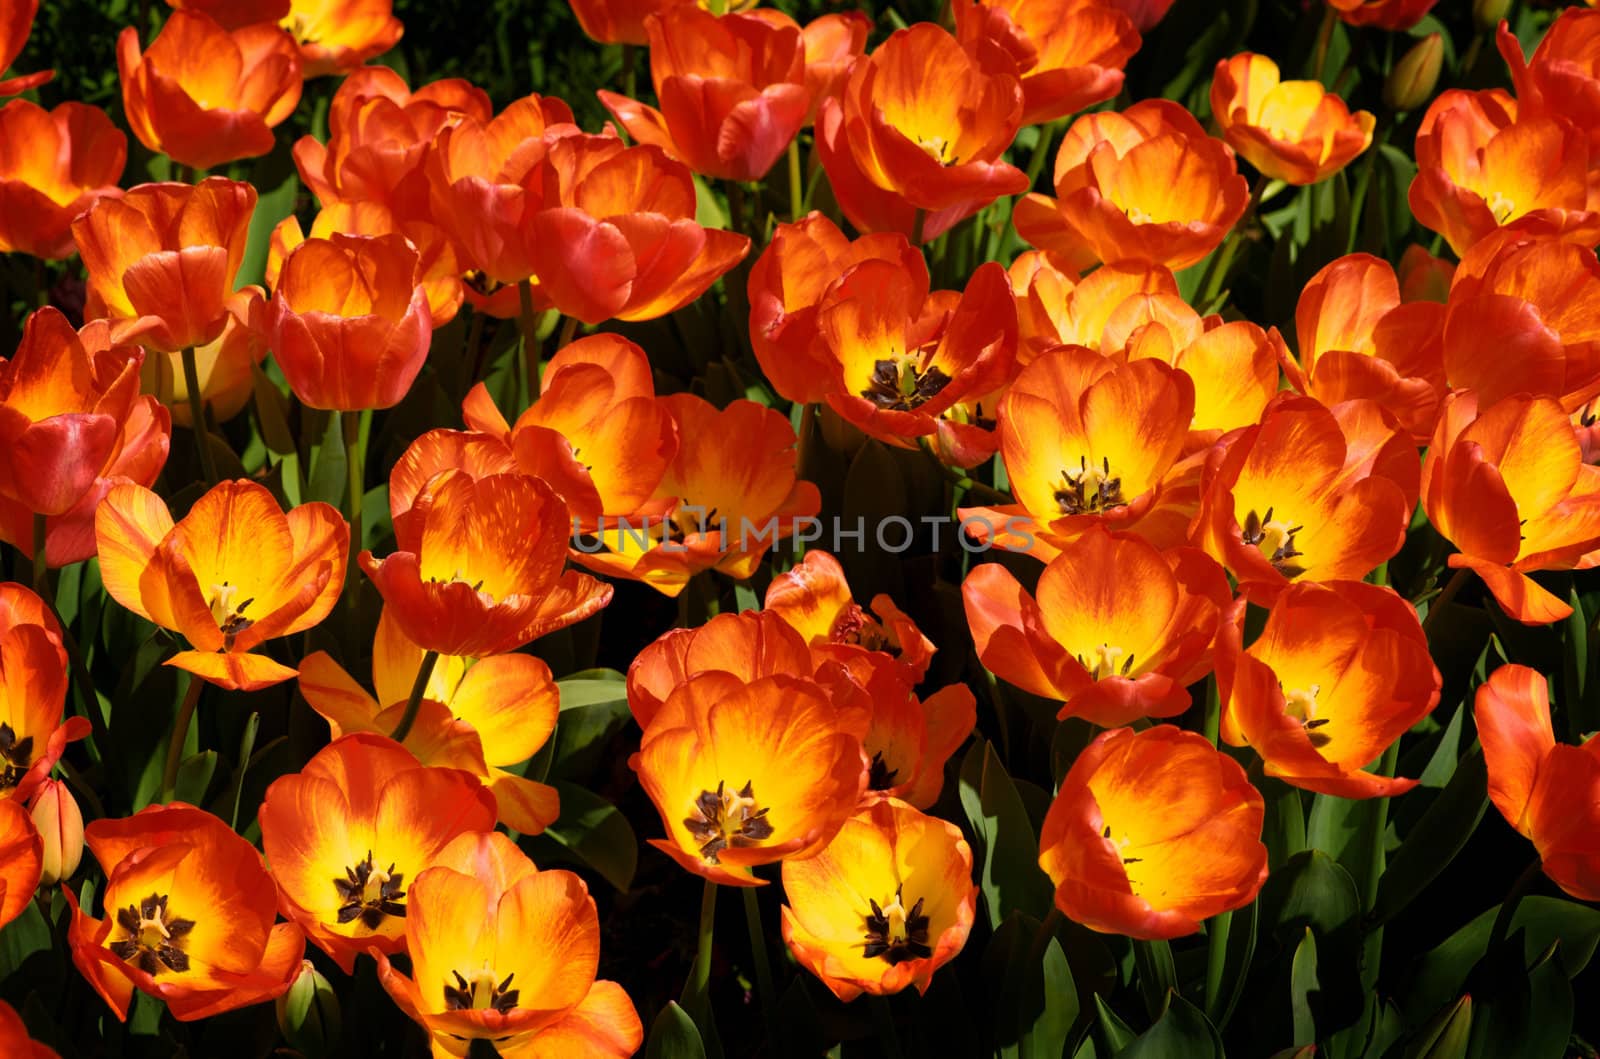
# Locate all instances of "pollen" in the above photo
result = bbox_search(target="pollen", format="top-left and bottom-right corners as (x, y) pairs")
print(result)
(108, 893), (196, 976)
(684, 779), (774, 864)
(1053, 455), (1125, 516)
(1240, 506), (1306, 579)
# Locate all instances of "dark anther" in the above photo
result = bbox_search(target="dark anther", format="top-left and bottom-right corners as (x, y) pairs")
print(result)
(867, 752), (899, 791)
(861, 358), (952, 412)
(862, 890), (933, 965)
(684, 780), (774, 864)
(333, 851), (407, 929)
(0, 722), (32, 790)
(108, 892), (195, 976)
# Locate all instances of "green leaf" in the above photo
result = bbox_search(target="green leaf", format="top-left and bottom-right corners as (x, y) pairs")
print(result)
(1095, 995), (1137, 1054)
(1115, 994), (1225, 1059)
(556, 672), (628, 711)
(958, 739), (1052, 929)
(987, 913), (1079, 1059)
(1464, 942), (1572, 1059)
(551, 674), (632, 781)
(173, 749), (218, 806)
(1290, 928), (1319, 1048)
(0, 899), (52, 979)
(251, 359), (297, 456)
(1406, 996), (1472, 1059)
(535, 781), (637, 892)
(236, 170), (298, 291)
(645, 1002), (706, 1059)
(1369, 747), (1487, 928)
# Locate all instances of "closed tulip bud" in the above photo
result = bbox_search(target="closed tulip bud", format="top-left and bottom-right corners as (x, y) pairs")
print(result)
(276, 960), (341, 1058)
(28, 779), (82, 886)
(1385, 33), (1443, 111)
(1473, 0), (1511, 33)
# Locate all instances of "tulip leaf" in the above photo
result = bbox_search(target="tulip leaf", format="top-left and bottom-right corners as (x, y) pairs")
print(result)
(1289, 927), (1319, 1048)
(236, 170), (298, 292)
(958, 738), (1052, 930)
(1113, 993), (1225, 1059)
(173, 749), (218, 806)
(551, 674), (632, 781)
(1406, 995), (1472, 1059)
(1369, 747), (1488, 928)
(555, 672), (628, 710)
(1463, 941), (1573, 1059)
(645, 1001), (707, 1059)
(774, 979), (828, 1059)
(306, 410), (348, 507)
(531, 780), (636, 893)
(251, 360), (297, 457)
(0, 898), (51, 980)
(987, 913), (1078, 1059)
(1094, 995), (1137, 1054)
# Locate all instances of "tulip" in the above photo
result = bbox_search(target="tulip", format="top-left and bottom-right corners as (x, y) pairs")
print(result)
(952, 0), (1139, 127)
(764, 550), (934, 685)
(0, 101), (125, 261)
(1194, 395), (1415, 600)
(627, 609), (816, 730)
(1283, 253), (1447, 440)
(599, 6), (809, 182)
(0, 997), (57, 1059)
(801, 13), (870, 125)
(298, 607), (563, 834)
(1384, 32), (1443, 112)
(0, 584), (87, 805)
(375, 832), (643, 1056)
(1499, 11), (1600, 158)
(1013, 99), (1249, 270)
(781, 798), (976, 1000)
(1218, 580), (1440, 797)
(165, 0), (292, 28)
(1326, 0), (1437, 30)
(0, 799), (42, 931)
(634, 673), (867, 885)
(572, 395), (820, 596)
(964, 526), (1234, 725)
(1475, 665), (1600, 899)
(1397, 243), (1453, 303)
(1409, 89), (1598, 257)
(117, 12), (302, 170)
(568, 0), (688, 45)
(72, 177), (261, 354)
(816, 23), (1028, 243)
(276, 960), (340, 1058)
(259, 733), (497, 972)
(28, 778), (83, 886)
(67, 804), (305, 1022)
(1421, 391), (1600, 625)
(265, 232), (433, 411)
(1211, 52), (1375, 185)
(1007, 253), (1174, 363)
(1099, 0), (1175, 32)
(0, 0), (50, 97)
(1038, 725), (1267, 939)
(363, 470), (612, 657)
(140, 311), (265, 428)
(94, 479), (348, 690)
(281, 0), (403, 77)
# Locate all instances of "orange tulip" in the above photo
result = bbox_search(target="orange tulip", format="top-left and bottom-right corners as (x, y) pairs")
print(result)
(1326, 0), (1436, 29)
(29, 777), (83, 887)
(764, 550), (934, 685)
(0, 996), (57, 1059)
(1218, 580), (1439, 797)
(0, 0), (51, 97)
(817, 260), (1019, 466)
(1194, 395), (1415, 600)
(748, 213), (927, 404)
(0, 101), (125, 261)
(281, 0), (403, 77)
(568, 0), (688, 45)
(1008, 253), (1174, 363)
(572, 394), (819, 596)
(1421, 391), (1600, 625)
(634, 672), (866, 885)
(94, 479), (348, 690)
(524, 131), (751, 323)
(0, 583), (87, 805)
(1475, 665), (1600, 899)
(298, 607), (563, 834)
(1211, 52), (1375, 185)
(375, 831), (643, 1057)
(140, 311), (265, 428)
(164, 0), (292, 29)
(1441, 230), (1600, 411)
(952, 0), (1139, 127)
(1037, 725), (1267, 939)
(259, 733), (497, 973)
(800, 13), (870, 125)
(781, 797), (976, 1001)
(1500, 11), (1600, 158)
(448, 334), (679, 531)
(816, 23), (1028, 243)
(627, 609), (815, 731)
(849, 661), (977, 810)
(1283, 253), (1447, 440)
(118, 12), (302, 170)
(265, 232), (433, 411)
(72, 177), (261, 354)
(1409, 88), (1599, 257)
(1100, 0), (1174, 31)
(67, 804), (305, 1022)
(964, 526), (1233, 725)
(1398, 242), (1454, 303)
(0, 799), (42, 931)
(599, 7), (808, 182)
(363, 469), (611, 656)
(1014, 99), (1249, 270)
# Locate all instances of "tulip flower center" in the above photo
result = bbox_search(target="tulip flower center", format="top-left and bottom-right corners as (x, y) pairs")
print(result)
(917, 135), (954, 165)
(667, 501), (721, 542)
(829, 604), (891, 652)
(1123, 205), (1153, 225)
(862, 352), (952, 412)
(1053, 456), (1125, 515)
(868, 751), (899, 791)
(209, 581), (256, 648)
(444, 964), (519, 1013)
(0, 722), (32, 791)
(1282, 683), (1332, 747)
(1487, 190), (1517, 224)
(1078, 643), (1136, 681)
(684, 779), (774, 863)
(334, 851), (407, 930)
(463, 270), (507, 298)
(1240, 507), (1306, 578)
(108, 893), (195, 976)
(863, 888), (932, 965)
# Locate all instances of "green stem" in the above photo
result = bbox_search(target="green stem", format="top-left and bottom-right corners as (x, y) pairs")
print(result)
(161, 675), (204, 800)
(1203, 910), (1234, 1021)
(516, 279), (540, 409)
(1313, 4), (1337, 84)
(911, 207), (927, 248)
(1421, 566), (1471, 636)
(555, 314), (579, 352)
(182, 346), (219, 485)
(1362, 742), (1401, 910)
(688, 877), (718, 1025)
(341, 410), (365, 608)
(787, 138), (805, 221)
(388, 650), (440, 744)
(871, 995), (904, 1059)
(1133, 937), (1178, 1018)
(31, 512), (49, 601)
(1024, 119), (1062, 189)
(1202, 674), (1221, 746)
(1487, 856), (1543, 953)
(728, 182), (748, 238)
(742, 886), (776, 1029)
(1197, 176), (1268, 310)
(621, 43), (638, 100)
(463, 308), (488, 385)
(919, 439), (1009, 504)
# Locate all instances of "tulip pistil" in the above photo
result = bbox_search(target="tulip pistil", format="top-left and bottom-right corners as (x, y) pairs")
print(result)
(0, 722), (32, 791)
(1077, 643), (1136, 681)
(444, 966), (519, 1013)
(863, 888), (932, 965)
(1282, 683), (1332, 748)
(334, 851), (407, 929)
(684, 779), (774, 863)
(109, 893), (195, 976)
(862, 356), (951, 412)
(1240, 507), (1306, 578)
(209, 581), (256, 649)
(1053, 456), (1125, 515)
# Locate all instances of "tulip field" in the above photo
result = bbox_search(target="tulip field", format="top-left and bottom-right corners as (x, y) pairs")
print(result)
(6, 0), (1600, 1055)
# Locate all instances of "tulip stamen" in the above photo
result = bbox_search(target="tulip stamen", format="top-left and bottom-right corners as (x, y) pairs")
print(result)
(1053, 456), (1125, 515)
(1283, 684), (1333, 748)
(867, 751), (900, 791)
(1240, 507), (1306, 578)
(108, 893), (195, 976)
(443, 966), (519, 1013)
(333, 851), (407, 929)
(1076, 643), (1136, 681)
(684, 779), (774, 863)
(1487, 190), (1517, 224)
(862, 356), (952, 412)
(829, 604), (891, 652)
(863, 888), (932, 965)
(462, 271), (506, 297)
(0, 722), (33, 791)
(209, 581), (256, 648)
